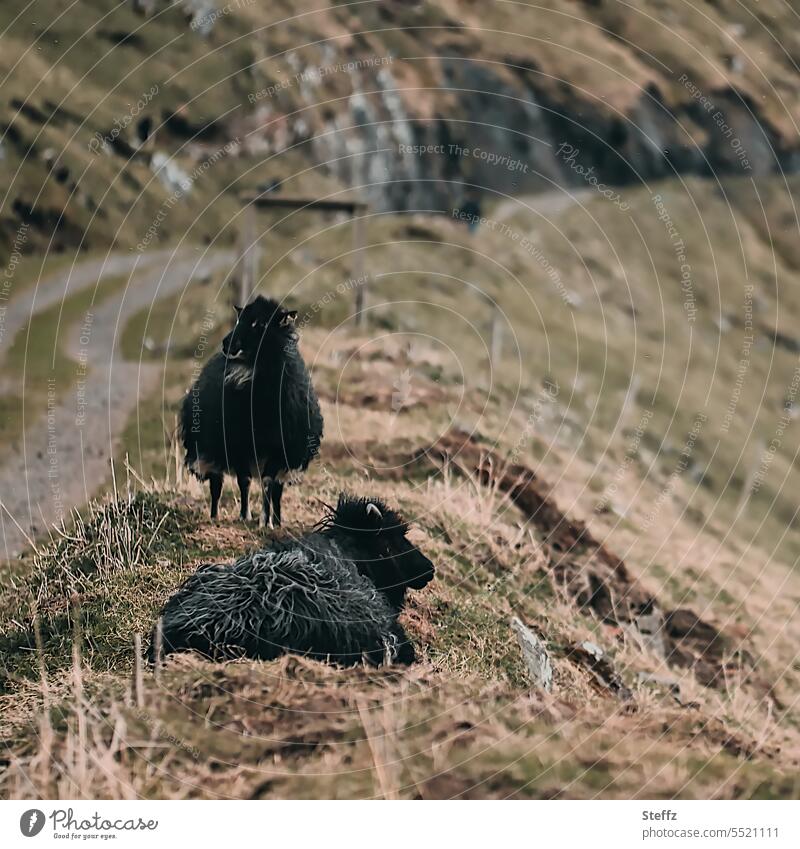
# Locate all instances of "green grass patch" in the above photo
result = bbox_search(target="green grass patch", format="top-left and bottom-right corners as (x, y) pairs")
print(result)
(0, 492), (189, 690)
(0, 273), (130, 447)
(120, 292), (185, 362)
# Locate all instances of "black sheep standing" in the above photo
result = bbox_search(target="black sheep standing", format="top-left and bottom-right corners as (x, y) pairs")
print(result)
(150, 495), (435, 666)
(180, 296), (323, 525)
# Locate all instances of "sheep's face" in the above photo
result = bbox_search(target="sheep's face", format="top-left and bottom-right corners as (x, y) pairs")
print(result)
(324, 494), (435, 605)
(222, 296), (298, 363)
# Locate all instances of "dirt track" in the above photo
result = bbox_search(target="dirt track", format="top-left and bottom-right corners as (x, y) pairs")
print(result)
(492, 189), (594, 224)
(0, 248), (234, 558)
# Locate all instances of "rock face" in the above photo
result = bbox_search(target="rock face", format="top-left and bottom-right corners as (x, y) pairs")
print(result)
(3, 0), (800, 254)
(286, 0), (800, 212)
(310, 62), (788, 214)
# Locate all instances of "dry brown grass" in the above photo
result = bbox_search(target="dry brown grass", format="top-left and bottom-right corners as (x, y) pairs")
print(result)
(4, 225), (800, 797)
(1, 329), (799, 798)
(3, 647), (798, 800)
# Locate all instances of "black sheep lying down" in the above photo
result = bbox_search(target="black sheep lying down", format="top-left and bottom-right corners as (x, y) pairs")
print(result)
(150, 495), (435, 666)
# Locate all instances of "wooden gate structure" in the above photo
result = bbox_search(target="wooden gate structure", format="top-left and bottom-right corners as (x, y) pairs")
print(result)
(233, 191), (505, 363)
(235, 192), (369, 326)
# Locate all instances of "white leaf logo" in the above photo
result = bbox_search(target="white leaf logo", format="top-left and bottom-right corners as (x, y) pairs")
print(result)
(20, 809), (46, 837)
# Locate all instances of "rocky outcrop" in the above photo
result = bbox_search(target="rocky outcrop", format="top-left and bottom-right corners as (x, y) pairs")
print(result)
(3, 0), (800, 255)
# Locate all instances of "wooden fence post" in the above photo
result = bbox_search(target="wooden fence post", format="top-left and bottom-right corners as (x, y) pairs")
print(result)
(234, 201), (257, 307)
(244, 201), (258, 305)
(352, 213), (366, 326)
(489, 298), (503, 368)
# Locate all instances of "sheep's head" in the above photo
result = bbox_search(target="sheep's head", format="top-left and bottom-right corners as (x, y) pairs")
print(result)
(321, 494), (435, 608)
(222, 296), (297, 364)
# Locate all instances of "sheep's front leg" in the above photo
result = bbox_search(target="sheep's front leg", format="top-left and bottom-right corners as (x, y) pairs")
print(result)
(209, 473), (223, 519)
(270, 480), (284, 527)
(259, 476), (273, 529)
(237, 473), (251, 521)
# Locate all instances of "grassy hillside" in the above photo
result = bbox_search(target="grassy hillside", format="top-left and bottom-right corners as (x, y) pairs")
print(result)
(2, 0), (800, 800)
(4, 0), (800, 259)
(1, 356), (797, 796)
(2, 172), (800, 797)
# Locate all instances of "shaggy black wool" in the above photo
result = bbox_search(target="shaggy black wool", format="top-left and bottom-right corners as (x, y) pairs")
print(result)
(179, 296), (324, 525)
(150, 495), (435, 667)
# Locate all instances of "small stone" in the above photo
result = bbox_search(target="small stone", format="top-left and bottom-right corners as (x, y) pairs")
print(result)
(579, 640), (604, 660)
(512, 617), (553, 692)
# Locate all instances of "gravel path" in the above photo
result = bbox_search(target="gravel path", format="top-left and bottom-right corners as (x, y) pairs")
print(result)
(0, 249), (176, 362)
(492, 188), (594, 224)
(0, 248), (234, 558)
